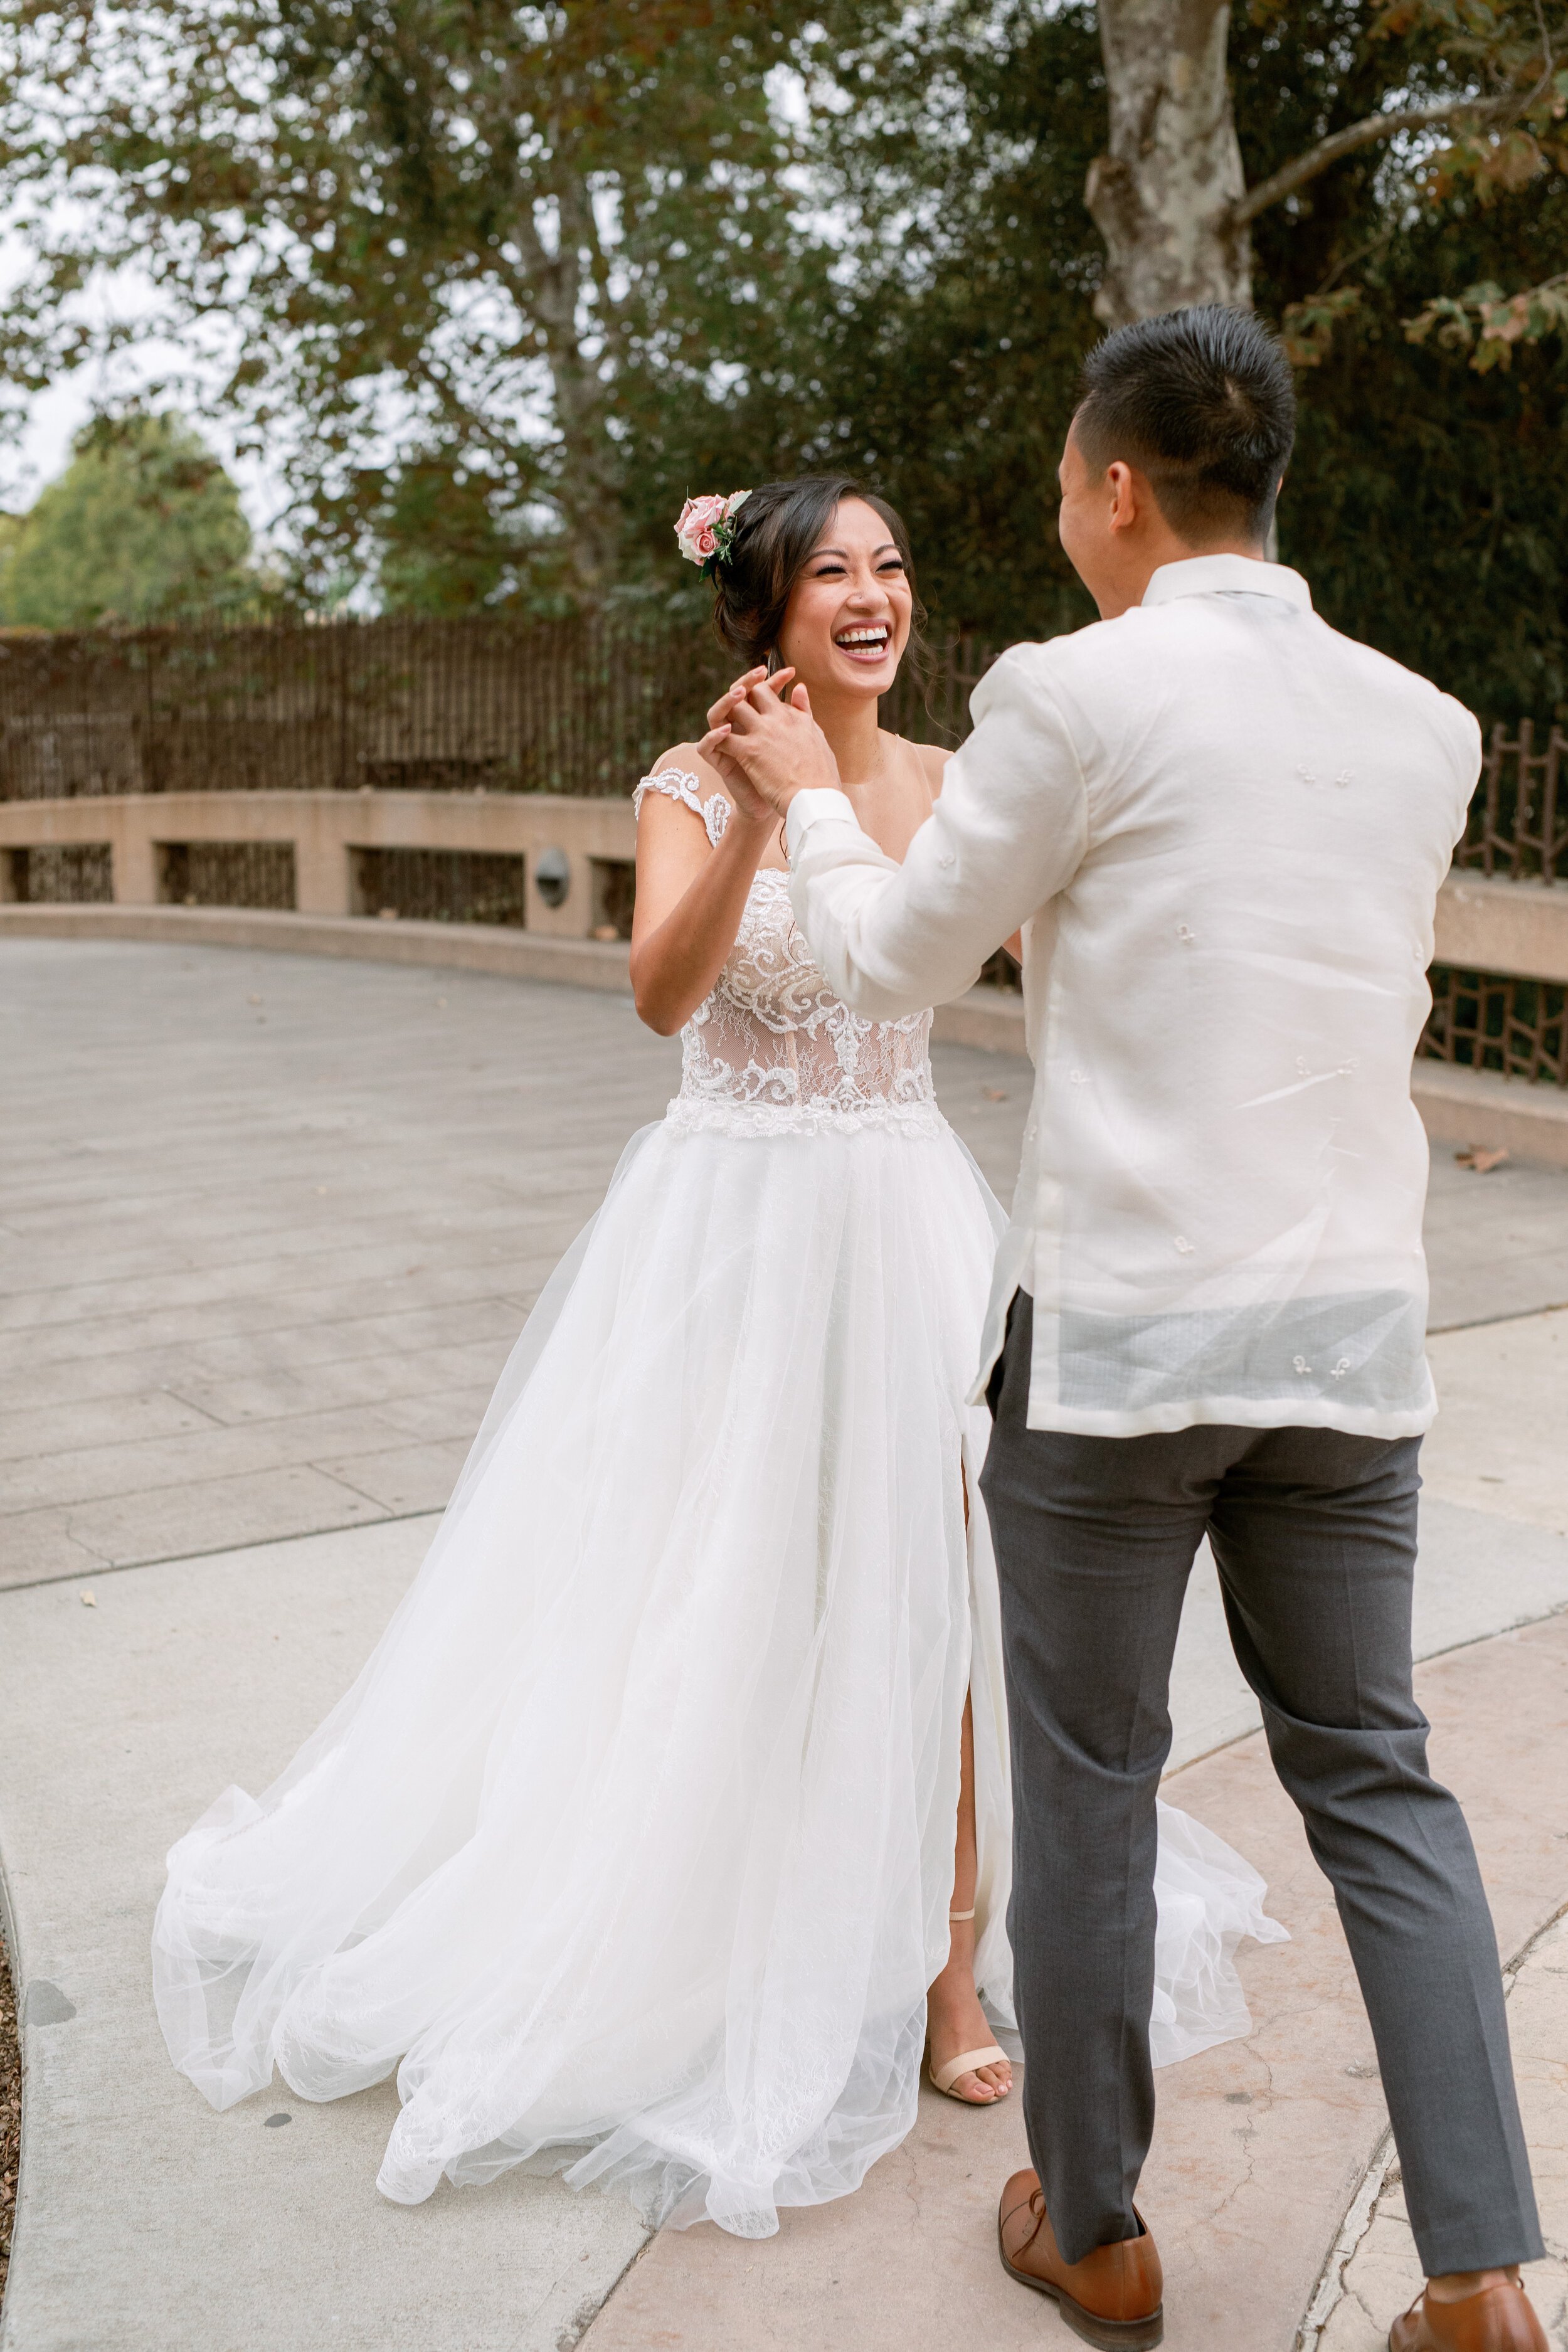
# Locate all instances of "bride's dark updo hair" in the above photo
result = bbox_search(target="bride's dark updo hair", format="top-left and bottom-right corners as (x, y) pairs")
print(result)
(709, 474), (929, 677)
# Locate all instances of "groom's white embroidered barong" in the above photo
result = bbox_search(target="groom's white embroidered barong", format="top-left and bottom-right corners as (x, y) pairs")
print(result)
(786, 553), (1482, 1438)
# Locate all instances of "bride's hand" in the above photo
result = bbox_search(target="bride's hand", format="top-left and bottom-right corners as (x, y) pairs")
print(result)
(706, 667), (768, 734)
(699, 733), (771, 827)
(701, 667), (800, 825)
(701, 674), (839, 818)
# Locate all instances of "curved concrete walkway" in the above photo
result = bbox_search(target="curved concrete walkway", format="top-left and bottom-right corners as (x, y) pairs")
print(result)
(2, 940), (1566, 2351)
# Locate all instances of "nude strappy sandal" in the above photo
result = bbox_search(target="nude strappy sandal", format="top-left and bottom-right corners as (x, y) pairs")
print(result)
(928, 1907), (1011, 2101)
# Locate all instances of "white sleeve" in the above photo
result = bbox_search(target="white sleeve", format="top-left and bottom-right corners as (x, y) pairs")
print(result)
(785, 646), (1091, 1018)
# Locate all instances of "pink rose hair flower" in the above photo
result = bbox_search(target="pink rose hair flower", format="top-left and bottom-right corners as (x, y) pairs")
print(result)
(675, 490), (751, 580)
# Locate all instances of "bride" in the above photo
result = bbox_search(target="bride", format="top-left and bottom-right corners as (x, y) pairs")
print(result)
(152, 474), (1284, 2240)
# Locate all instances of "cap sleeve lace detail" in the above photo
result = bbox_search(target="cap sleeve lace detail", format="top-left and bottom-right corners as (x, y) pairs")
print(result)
(633, 766), (730, 849)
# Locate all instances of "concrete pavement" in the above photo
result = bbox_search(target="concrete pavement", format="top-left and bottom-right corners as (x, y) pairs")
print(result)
(586, 1610), (1568, 2352)
(0, 1522), (649, 2352)
(1311, 1904), (1568, 2350)
(3, 939), (1568, 2351)
(0, 940), (1024, 1589)
(1, 939), (1563, 1592)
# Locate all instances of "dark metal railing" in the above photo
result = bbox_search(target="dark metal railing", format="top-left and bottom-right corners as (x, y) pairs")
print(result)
(4, 842), (114, 901)
(1419, 967), (1567, 1087)
(158, 840), (296, 911)
(1454, 722), (1568, 884)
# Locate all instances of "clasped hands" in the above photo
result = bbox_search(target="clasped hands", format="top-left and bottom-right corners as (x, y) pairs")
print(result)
(698, 667), (840, 829)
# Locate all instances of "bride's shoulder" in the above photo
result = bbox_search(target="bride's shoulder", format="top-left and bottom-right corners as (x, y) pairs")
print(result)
(635, 743), (731, 806)
(633, 745), (734, 840)
(891, 734), (953, 801)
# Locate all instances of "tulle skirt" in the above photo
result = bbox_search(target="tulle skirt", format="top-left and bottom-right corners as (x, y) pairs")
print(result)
(152, 1111), (1284, 2238)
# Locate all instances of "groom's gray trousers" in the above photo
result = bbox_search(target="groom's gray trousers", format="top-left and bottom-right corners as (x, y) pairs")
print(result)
(979, 1291), (1542, 2277)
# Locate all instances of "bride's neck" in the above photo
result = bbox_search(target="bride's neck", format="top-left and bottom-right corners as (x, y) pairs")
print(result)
(808, 686), (885, 787)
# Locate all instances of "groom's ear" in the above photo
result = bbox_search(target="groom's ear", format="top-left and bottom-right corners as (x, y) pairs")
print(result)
(1105, 461), (1143, 534)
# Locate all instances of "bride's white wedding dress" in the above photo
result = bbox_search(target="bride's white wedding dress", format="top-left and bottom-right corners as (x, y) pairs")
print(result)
(152, 766), (1285, 2239)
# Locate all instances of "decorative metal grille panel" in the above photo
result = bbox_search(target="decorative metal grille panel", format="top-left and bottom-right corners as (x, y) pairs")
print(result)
(1420, 965), (1567, 1087)
(6, 843), (114, 901)
(350, 846), (527, 926)
(978, 948), (1022, 993)
(156, 841), (297, 909)
(590, 858), (636, 941)
(1454, 723), (1568, 882)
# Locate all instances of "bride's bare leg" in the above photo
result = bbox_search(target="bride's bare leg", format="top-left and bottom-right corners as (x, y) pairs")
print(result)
(926, 1691), (1012, 2102)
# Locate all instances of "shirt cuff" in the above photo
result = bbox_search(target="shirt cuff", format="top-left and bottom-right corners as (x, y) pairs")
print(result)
(785, 788), (858, 861)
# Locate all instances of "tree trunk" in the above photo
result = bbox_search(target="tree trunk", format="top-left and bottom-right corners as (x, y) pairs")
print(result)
(528, 168), (625, 600)
(1086, 0), (1252, 326)
(543, 346), (623, 600)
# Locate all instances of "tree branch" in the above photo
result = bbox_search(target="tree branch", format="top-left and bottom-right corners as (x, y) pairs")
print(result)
(556, 165), (628, 368)
(1232, 90), (1517, 225)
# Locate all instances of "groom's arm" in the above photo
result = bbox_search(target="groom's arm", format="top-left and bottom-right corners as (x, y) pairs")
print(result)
(786, 649), (1091, 1020)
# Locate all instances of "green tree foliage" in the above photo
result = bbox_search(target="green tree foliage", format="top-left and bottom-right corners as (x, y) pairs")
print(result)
(608, 0), (1568, 716)
(0, 0), (823, 602)
(724, 2), (1109, 646)
(1239, 6), (1568, 721)
(0, 1), (1563, 714)
(702, 0), (1567, 717)
(0, 411), (254, 627)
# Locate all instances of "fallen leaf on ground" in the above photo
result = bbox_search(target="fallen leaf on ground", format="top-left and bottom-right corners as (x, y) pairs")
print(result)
(1455, 1145), (1510, 1173)
(983, 1088), (1009, 1101)
(80, 1591), (97, 1608)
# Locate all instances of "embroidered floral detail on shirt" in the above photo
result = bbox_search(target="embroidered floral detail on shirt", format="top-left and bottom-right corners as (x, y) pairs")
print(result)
(1174, 1236), (1194, 1254)
(1330, 1357), (1353, 1378)
(1176, 924), (1195, 943)
(1293, 1355), (1312, 1374)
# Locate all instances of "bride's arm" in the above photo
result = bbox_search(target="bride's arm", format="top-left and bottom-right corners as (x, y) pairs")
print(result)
(628, 748), (775, 1036)
(709, 653), (1087, 1018)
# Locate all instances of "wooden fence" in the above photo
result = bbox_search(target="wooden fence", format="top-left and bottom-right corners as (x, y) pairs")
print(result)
(0, 613), (1000, 803)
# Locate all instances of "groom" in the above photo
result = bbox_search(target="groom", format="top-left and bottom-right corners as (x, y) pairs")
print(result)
(708, 307), (1547, 2352)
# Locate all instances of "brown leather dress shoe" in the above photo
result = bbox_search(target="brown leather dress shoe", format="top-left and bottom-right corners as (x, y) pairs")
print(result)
(997, 2168), (1163, 2349)
(1389, 2280), (1549, 2351)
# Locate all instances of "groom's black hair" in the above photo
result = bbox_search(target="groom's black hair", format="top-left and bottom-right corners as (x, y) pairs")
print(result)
(1074, 305), (1296, 545)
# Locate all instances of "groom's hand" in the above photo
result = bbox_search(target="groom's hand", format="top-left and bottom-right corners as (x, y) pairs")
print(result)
(699, 675), (840, 819)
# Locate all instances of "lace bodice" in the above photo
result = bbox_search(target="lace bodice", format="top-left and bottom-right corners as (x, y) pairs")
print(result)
(633, 767), (942, 1137)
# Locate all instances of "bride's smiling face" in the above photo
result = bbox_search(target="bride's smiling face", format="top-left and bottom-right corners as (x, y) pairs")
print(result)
(774, 499), (913, 699)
